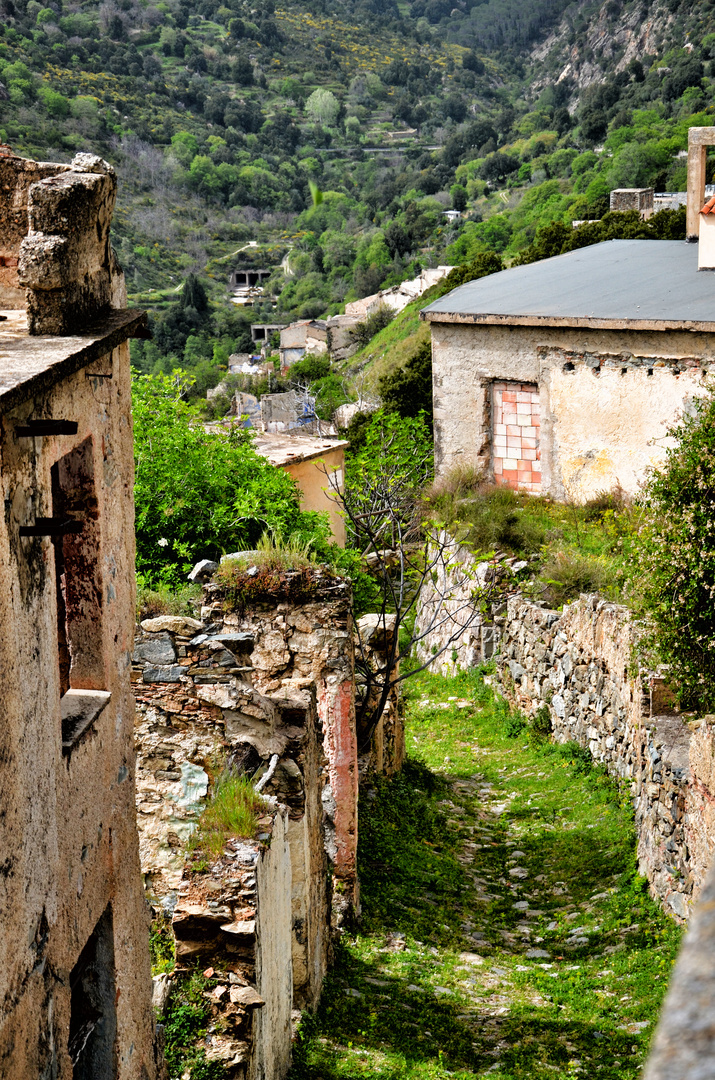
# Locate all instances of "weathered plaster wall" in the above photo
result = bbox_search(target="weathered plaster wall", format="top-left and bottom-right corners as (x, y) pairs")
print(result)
(282, 447), (345, 546)
(431, 321), (715, 500)
(0, 338), (157, 1078)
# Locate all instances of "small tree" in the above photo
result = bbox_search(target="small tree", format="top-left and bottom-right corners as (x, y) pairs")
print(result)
(631, 386), (715, 709)
(305, 87), (340, 127)
(327, 412), (496, 749)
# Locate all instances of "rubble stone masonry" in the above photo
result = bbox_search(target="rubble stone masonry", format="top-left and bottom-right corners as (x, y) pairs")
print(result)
(497, 594), (715, 920)
(133, 571), (404, 1078)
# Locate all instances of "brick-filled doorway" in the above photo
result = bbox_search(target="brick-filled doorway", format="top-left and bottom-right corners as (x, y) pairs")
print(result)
(492, 381), (541, 492)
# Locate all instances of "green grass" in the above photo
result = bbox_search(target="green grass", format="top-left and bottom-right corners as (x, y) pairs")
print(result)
(186, 775), (265, 858)
(290, 668), (681, 1080)
(424, 470), (640, 607)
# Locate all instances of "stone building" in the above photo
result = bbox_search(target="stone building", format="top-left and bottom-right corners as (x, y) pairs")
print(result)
(424, 239), (715, 501)
(0, 148), (158, 1077)
(423, 127), (715, 502)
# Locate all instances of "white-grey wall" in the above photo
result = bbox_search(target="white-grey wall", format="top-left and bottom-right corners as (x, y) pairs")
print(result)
(431, 321), (715, 500)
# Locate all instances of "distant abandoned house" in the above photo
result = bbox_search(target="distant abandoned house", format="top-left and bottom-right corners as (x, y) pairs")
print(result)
(423, 127), (715, 502)
(279, 319), (328, 371)
(0, 148), (158, 1077)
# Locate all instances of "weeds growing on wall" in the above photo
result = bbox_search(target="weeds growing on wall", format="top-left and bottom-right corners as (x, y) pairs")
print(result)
(160, 970), (225, 1080)
(424, 469), (639, 607)
(186, 774), (266, 858)
(136, 580), (202, 621)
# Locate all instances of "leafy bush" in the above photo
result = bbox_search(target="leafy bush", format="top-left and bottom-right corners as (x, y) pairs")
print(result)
(630, 386), (715, 709)
(132, 372), (332, 584)
(136, 580), (202, 621)
(378, 338), (433, 423)
(161, 971), (225, 1080)
(438, 250), (503, 291)
(348, 304), (396, 348)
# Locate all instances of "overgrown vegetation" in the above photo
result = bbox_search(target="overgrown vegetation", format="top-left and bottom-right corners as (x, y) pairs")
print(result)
(630, 384), (715, 710)
(290, 667), (681, 1080)
(160, 970), (225, 1080)
(424, 467), (637, 608)
(132, 371), (336, 585)
(187, 773), (266, 858)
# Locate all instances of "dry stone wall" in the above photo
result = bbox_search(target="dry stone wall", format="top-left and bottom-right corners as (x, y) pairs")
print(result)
(169, 800), (292, 1080)
(133, 614), (328, 1012)
(496, 594), (713, 920)
(417, 532), (715, 921)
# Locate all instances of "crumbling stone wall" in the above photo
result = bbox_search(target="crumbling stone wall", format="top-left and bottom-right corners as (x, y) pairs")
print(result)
(496, 594), (709, 920)
(169, 802), (292, 1080)
(133, 615), (328, 1011)
(134, 574), (405, 1077)
(1, 146), (126, 331)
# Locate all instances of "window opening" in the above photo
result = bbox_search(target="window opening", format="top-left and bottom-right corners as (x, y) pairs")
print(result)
(51, 438), (104, 698)
(68, 905), (117, 1079)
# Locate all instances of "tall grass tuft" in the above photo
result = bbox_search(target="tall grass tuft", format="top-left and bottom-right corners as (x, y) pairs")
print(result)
(187, 775), (265, 859)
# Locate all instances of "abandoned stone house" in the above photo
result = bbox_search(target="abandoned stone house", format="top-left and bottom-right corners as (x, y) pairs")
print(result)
(423, 126), (715, 503)
(0, 148), (158, 1077)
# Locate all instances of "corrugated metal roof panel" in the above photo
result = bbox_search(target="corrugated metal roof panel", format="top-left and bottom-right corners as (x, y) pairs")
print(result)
(421, 240), (715, 329)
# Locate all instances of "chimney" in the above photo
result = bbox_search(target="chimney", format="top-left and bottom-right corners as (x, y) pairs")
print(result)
(686, 126), (715, 241)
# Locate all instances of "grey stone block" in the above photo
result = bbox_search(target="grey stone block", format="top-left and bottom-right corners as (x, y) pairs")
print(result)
(133, 632), (176, 666)
(143, 664), (185, 683)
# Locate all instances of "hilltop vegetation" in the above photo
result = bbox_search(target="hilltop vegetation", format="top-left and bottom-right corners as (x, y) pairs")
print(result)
(3, 0), (715, 390)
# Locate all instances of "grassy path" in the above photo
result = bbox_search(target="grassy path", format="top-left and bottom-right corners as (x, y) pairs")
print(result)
(290, 669), (682, 1080)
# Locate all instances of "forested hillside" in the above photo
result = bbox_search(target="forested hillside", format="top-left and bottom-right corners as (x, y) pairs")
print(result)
(2, 0), (715, 387)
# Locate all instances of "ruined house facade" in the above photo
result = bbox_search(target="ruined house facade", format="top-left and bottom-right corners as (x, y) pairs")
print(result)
(424, 239), (715, 501)
(424, 130), (715, 502)
(0, 149), (157, 1078)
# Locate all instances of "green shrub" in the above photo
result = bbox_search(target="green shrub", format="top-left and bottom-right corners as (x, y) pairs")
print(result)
(348, 304), (395, 348)
(531, 703), (552, 736)
(630, 385), (715, 709)
(136, 580), (201, 621)
(378, 338), (433, 424)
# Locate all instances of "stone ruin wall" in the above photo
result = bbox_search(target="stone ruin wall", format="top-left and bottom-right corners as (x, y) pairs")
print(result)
(132, 570), (404, 1078)
(496, 595), (702, 919)
(1, 146), (128, 329)
(417, 541), (715, 920)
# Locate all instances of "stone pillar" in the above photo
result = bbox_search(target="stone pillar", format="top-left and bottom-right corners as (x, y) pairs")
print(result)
(686, 128), (715, 241)
(18, 153), (124, 334)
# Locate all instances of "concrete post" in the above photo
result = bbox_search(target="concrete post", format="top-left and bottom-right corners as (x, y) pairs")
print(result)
(687, 132), (708, 241)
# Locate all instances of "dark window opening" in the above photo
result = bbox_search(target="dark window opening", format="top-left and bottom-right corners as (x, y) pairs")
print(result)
(51, 438), (104, 698)
(69, 905), (117, 1080)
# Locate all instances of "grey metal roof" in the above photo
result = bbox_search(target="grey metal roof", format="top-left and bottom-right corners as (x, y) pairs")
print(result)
(422, 240), (715, 331)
